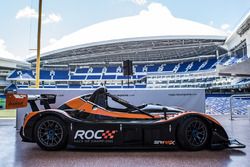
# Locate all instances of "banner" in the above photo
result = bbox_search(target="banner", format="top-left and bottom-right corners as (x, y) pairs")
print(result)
(0, 95), (6, 110)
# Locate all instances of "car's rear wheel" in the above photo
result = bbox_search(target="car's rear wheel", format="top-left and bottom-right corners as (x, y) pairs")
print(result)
(34, 116), (67, 151)
(177, 117), (209, 151)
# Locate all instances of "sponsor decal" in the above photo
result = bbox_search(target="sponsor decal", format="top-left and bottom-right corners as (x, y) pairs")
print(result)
(13, 94), (27, 99)
(74, 129), (118, 143)
(5, 93), (28, 109)
(154, 140), (175, 145)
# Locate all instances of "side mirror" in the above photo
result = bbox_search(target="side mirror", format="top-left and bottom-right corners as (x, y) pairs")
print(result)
(163, 107), (168, 120)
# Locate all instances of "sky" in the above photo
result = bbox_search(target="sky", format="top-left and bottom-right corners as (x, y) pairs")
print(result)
(0, 0), (249, 61)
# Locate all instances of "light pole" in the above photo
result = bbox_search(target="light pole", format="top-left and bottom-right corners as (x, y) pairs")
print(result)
(35, 0), (43, 88)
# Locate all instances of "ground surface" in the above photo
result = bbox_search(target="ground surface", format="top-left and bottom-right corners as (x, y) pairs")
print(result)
(0, 115), (249, 167)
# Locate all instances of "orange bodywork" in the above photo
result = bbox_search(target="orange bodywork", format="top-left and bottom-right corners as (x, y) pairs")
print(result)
(23, 111), (39, 128)
(22, 97), (220, 129)
(156, 111), (221, 126)
(66, 98), (160, 119)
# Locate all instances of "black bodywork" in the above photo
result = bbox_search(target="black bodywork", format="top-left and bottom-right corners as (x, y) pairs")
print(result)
(20, 87), (245, 150)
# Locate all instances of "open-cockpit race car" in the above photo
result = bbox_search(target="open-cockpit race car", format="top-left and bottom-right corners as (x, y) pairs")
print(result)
(8, 87), (245, 151)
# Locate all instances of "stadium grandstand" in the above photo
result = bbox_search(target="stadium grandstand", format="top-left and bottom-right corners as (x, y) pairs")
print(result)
(5, 8), (250, 114)
(0, 56), (29, 93)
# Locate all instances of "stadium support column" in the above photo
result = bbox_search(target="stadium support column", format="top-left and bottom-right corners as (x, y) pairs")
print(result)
(216, 50), (219, 59)
(35, 0), (43, 88)
(247, 33), (250, 58)
(128, 75), (130, 87)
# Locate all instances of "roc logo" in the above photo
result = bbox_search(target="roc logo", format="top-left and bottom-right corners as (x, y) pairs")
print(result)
(74, 130), (118, 140)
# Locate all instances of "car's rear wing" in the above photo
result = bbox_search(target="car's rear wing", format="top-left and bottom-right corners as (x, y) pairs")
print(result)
(0, 93), (56, 111)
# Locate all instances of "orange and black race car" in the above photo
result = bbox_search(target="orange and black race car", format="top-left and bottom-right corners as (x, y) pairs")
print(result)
(16, 87), (245, 151)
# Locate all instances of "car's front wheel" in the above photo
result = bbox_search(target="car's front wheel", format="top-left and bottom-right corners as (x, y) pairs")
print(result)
(177, 117), (209, 151)
(34, 116), (67, 150)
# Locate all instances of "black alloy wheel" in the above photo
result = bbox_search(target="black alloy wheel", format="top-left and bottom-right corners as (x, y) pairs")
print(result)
(177, 117), (209, 151)
(34, 116), (67, 150)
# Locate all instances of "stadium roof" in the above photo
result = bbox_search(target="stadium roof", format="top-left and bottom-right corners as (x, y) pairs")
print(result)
(225, 10), (250, 45)
(0, 56), (30, 69)
(27, 3), (227, 65)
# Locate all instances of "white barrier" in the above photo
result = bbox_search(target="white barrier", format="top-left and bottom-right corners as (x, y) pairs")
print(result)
(16, 88), (205, 129)
(230, 94), (250, 120)
(248, 106), (250, 120)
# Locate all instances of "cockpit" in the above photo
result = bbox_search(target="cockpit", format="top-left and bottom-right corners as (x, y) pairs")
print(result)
(81, 87), (149, 113)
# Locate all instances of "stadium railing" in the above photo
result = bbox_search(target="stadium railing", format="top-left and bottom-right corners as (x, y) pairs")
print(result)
(230, 94), (250, 120)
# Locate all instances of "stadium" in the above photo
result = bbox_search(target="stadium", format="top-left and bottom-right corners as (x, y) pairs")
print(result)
(1, 2), (250, 167)
(5, 6), (250, 115)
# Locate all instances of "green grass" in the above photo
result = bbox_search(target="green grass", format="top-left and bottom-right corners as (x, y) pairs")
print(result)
(0, 109), (16, 118)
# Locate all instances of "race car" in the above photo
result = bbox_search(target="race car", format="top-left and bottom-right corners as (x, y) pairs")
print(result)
(17, 87), (245, 151)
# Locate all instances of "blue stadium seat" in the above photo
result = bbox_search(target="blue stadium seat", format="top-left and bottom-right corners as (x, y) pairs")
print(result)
(44, 85), (56, 88)
(106, 85), (122, 89)
(93, 85), (100, 88)
(238, 78), (250, 84)
(200, 58), (217, 70)
(81, 85), (93, 88)
(8, 70), (20, 79)
(123, 85), (134, 88)
(106, 66), (118, 73)
(53, 70), (69, 80)
(137, 75), (145, 79)
(69, 84), (81, 88)
(205, 95), (250, 115)
(188, 60), (204, 71)
(22, 70), (35, 79)
(147, 64), (160, 72)
(76, 68), (88, 73)
(40, 70), (51, 80)
(56, 85), (69, 88)
(177, 62), (190, 72)
(135, 64), (146, 72)
(135, 84), (146, 88)
(132, 75), (137, 79)
(117, 75), (132, 79)
(87, 75), (101, 80)
(102, 75), (116, 79)
(92, 67), (103, 73)
(71, 75), (86, 80)
(163, 63), (177, 72)
(217, 56), (228, 65)
(17, 85), (28, 88)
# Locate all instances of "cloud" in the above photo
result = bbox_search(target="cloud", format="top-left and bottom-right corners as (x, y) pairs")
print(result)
(220, 23), (232, 34)
(139, 2), (173, 18)
(220, 24), (230, 30)
(43, 13), (62, 24)
(16, 6), (38, 19)
(131, 0), (147, 6)
(16, 6), (62, 24)
(49, 38), (58, 44)
(209, 20), (214, 26)
(0, 38), (21, 60)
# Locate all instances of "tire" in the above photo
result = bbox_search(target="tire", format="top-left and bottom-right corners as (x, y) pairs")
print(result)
(20, 126), (29, 142)
(34, 116), (67, 151)
(177, 117), (209, 151)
